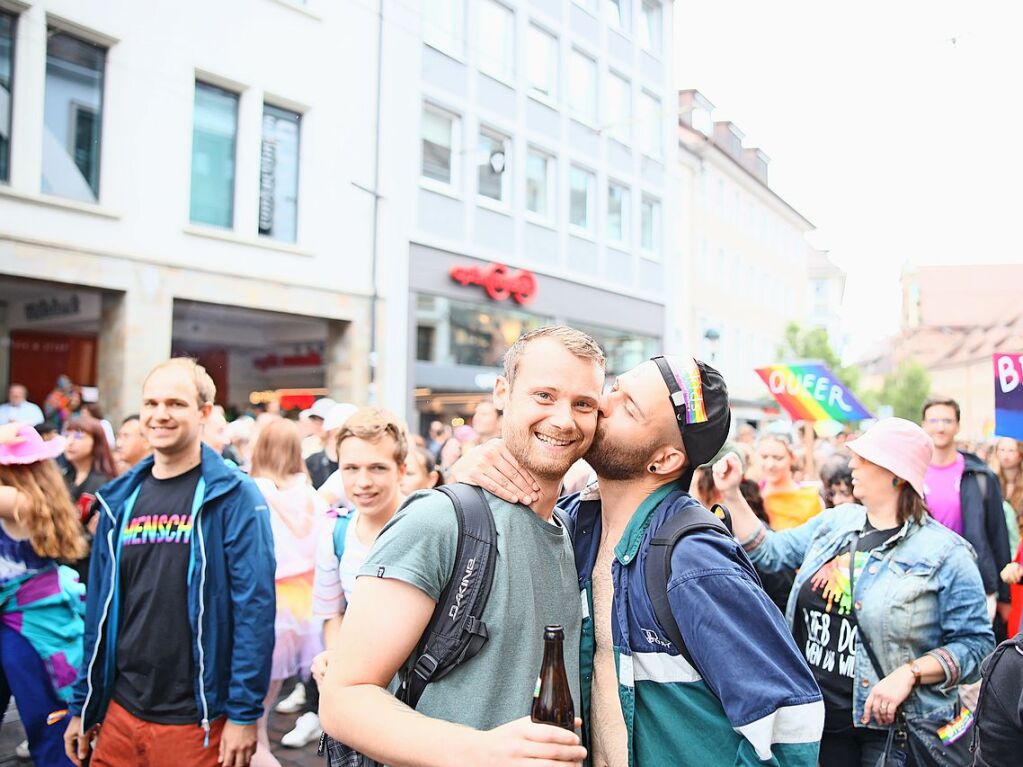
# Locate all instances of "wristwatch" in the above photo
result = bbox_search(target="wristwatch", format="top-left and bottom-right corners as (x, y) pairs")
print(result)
(907, 661), (923, 686)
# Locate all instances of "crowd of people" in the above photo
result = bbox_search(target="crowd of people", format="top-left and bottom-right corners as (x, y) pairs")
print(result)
(0, 326), (1021, 766)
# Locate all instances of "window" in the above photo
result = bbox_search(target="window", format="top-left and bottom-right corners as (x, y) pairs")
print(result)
(42, 31), (106, 202)
(477, 127), (509, 206)
(606, 72), (631, 145)
(258, 105), (301, 242)
(607, 182), (628, 245)
(526, 24), (557, 101)
(0, 12), (13, 183)
(568, 166), (595, 233)
(606, 0), (630, 32)
(525, 149), (554, 222)
(573, 0), (599, 14)
(477, 0), (514, 82)
(421, 105), (458, 189)
(639, 91), (661, 157)
(641, 196), (660, 256)
(568, 50), (597, 125)
(423, 0), (464, 56)
(190, 82), (239, 228)
(640, 0), (662, 54)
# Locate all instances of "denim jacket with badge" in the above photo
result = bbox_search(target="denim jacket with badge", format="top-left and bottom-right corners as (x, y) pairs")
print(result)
(743, 503), (995, 729)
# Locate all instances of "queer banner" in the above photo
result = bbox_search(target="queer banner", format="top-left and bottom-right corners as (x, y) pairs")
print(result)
(755, 363), (872, 423)
(994, 352), (1023, 440)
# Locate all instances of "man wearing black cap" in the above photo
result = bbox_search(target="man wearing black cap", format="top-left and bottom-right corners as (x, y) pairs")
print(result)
(455, 355), (823, 766)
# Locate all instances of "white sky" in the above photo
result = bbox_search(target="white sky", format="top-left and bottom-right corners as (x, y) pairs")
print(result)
(674, 0), (1023, 360)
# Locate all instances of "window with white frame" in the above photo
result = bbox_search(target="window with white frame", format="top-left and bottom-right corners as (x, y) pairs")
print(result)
(639, 91), (661, 157)
(477, 0), (514, 82)
(423, 0), (464, 56)
(421, 105), (458, 189)
(607, 182), (629, 245)
(606, 72), (631, 145)
(526, 24), (557, 102)
(525, 148), (554, 222)
(606, 0), (630, 32)
(568, 50), (597, 125)
(641, 196), (660, 256)
(477, 127), (510, 206)
(568, 166), (595, 233)
(640, 0), (662, 54)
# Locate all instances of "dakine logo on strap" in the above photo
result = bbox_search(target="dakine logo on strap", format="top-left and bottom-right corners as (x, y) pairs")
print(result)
(641, 628), (672, 648)
(448, 557), (477, 620)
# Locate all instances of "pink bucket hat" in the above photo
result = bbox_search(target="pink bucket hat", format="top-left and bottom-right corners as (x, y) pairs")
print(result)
(0, 425), (67, 465)
(846, 417), (933, 498)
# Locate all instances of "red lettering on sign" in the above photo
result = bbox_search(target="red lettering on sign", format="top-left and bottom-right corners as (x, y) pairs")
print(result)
(448, 263), (537, 305)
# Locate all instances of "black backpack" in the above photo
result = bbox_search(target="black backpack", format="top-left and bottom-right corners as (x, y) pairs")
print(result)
(319, 484), (528, 766)
(643, 502), (733, 668)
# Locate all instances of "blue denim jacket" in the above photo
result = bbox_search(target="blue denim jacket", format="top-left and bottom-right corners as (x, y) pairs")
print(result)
(744, 504), (994, 730)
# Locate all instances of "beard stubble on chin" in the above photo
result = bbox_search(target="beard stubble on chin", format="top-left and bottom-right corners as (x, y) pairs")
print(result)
(585, 425), (653, 481)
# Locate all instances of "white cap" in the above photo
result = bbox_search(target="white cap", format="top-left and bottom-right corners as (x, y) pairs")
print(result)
(323, 403), (358, 433)
(300, 397), (337, 421)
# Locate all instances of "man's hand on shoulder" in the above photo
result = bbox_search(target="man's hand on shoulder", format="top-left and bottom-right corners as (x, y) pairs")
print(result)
(449, 438), (540, 505)
(469, 716), (586, 766)
(218, 721), (256, 767)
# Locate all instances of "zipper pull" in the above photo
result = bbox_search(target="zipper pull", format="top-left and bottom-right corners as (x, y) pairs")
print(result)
(202, 718), (210, 748)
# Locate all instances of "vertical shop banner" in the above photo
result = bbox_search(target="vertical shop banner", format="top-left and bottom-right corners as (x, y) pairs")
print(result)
(755, 363), (871, 423)
(994, 352), (1023, 440)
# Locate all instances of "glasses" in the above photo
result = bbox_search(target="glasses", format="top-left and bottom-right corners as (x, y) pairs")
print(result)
(925, 418), (956, 427)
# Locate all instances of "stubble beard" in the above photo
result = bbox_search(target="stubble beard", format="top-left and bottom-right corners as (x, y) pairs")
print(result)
(585, 424), (653, 482)
(506, 426), (583, 482)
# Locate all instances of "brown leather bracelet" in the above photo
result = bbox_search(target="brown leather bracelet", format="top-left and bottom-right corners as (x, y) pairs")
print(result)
(908, 661), (923, 686)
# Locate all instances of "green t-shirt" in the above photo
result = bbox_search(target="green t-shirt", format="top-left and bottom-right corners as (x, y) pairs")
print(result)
(359, 489), (582, 732)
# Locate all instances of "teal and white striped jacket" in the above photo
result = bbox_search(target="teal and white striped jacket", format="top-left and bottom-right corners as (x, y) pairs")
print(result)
(562, 481), (823, 766)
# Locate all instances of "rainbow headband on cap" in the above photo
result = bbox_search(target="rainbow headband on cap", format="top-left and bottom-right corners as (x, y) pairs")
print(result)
(651, 356), (709, 427)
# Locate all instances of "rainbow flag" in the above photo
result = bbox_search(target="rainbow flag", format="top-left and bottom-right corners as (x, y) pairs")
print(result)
(755, 363), (871, 423)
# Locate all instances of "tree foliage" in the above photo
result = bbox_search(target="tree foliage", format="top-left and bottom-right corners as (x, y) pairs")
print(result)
(777, 322), (861, 393)
(861, 360), (931, 422)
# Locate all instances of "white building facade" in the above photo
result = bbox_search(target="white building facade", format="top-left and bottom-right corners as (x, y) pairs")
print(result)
(676, 89), (815, 420)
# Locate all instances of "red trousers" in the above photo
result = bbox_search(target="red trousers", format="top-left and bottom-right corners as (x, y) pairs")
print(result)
(90, 700), (225, 767)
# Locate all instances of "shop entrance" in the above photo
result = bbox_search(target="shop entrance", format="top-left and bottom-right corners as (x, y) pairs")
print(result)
(0, 276), (101, 407)
(171, 300), (333, 416)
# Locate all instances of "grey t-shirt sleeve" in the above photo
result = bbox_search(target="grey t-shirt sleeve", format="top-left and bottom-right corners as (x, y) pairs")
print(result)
(358, 490), (459, 601)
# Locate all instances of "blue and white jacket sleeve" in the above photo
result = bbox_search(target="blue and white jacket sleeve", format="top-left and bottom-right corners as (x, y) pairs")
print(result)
(669, 532), (824, 765)
(222, 480), (277, 724)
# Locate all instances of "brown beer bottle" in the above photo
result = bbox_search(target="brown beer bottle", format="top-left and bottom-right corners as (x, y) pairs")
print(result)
(531, 624), (575, 731)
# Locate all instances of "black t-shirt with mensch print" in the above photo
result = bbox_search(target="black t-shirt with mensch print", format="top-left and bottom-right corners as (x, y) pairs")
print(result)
(793, 523), (899, 732)
(113, 464), (202, 724)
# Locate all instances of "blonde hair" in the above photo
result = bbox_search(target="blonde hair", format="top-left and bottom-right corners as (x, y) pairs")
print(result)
(336, 407), (409, 465)
(144, 357), (217, 407)
(0, 461), (88, 560)
(250, 419), (307, 485)
(503, 325), (606, 390)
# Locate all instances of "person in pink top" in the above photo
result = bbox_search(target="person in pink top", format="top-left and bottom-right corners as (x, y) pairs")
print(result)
(922, 397), (1012, 624)
(249, 419), (327, 767)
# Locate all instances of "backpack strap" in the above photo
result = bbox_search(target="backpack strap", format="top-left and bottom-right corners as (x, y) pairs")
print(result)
(399, 484), (497, 709)
(553, 507), (575, 542)
(332, 511), (353, 562)
(643, 502), (732, 668)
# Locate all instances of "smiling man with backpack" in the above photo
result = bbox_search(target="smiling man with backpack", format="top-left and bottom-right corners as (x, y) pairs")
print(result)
(319, 326), (605, 766)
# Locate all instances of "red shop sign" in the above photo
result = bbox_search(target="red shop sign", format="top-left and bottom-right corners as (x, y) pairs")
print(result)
(449, 262), (537, 305)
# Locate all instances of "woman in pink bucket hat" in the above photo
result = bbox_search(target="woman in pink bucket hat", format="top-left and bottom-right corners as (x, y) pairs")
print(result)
(714, 418), (994, 766)
(0, 422), (89, 765)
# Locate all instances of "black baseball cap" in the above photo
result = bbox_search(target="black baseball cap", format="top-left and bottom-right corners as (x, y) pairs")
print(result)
(650, 355), (731, 470)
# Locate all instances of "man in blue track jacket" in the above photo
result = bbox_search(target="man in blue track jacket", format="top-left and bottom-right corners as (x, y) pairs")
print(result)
(458, 355), (823, 766)
(64, 358), (276, 767)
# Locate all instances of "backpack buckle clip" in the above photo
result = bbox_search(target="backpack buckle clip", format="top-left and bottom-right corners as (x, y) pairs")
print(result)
(412, 653), (440, 682)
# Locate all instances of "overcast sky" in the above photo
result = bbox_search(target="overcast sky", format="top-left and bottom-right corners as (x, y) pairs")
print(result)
(674, 0), (1022, 360)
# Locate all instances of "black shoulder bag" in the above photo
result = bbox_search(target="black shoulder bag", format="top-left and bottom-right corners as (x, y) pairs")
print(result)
(318, 484), (498, 767)
(848, 534), (975, 767)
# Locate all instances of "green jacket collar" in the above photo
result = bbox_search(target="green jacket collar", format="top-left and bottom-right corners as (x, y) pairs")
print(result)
(613, 481), (684, 565)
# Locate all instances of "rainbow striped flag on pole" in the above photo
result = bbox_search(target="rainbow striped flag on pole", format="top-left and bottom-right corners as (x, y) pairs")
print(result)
(755, 362), (872, 423)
